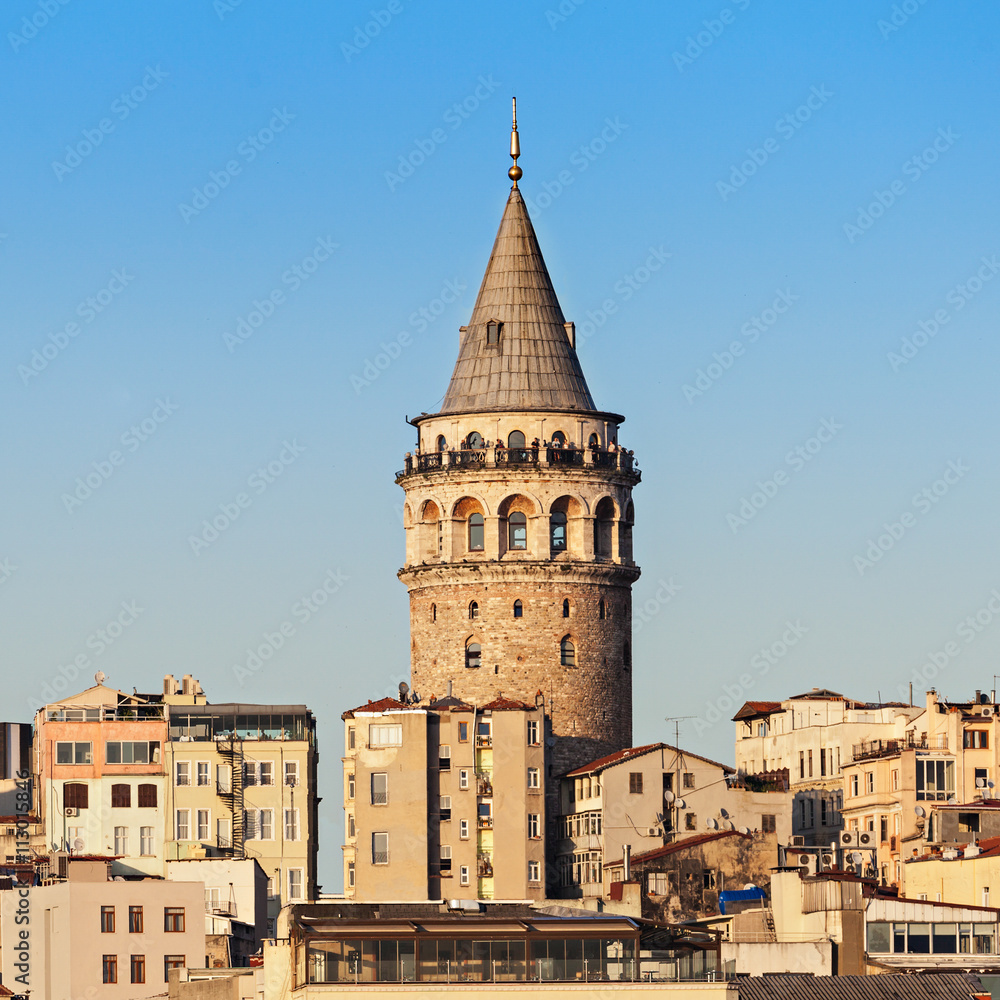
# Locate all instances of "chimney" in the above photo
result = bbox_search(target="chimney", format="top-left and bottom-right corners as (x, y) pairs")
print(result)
(182, 674), (192, 695)
(623, 844), (632, 882)
(163, 674), (175, 696)
(447, 680), (453, 698)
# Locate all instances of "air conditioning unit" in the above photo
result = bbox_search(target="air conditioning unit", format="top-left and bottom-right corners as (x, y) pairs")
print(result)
(791, 835), (806, 847)
(821, 852), (835, 871)
(646, 827), (661, 837)
(840, 831), (858, 847)
(798, 854), (818, 875)
(64, 808), (78, 817)
(858, 831), (874, 847)
(983, 707), (994, 717)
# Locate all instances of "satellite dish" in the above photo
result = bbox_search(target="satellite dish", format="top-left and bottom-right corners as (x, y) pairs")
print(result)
(914, 806), (926, 818)
(706, 818), (718, 829)
(719, 808), (730, 819)
(728, 820), (737, 831)
(739, 826), (750, 835)
(676, 799), (686, 809)
(72, 838), (85, 851)
(664, 790), (675, 804)
(977, 778), (986, 788)
(990, 781), (996, 789)
(95, 670), (106, 685)
(398, 681), (409, 702)
(743, 883), (757, 891)
(113, 876), (125, 881)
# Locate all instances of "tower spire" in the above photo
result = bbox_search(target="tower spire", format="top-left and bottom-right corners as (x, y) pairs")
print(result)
(508, 97), (522, 185)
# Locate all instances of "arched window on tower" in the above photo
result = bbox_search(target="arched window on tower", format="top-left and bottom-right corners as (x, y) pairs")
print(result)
(550, 510), (567, 553)
(562, 599), (570, 618)
(594, 498), (615, 559)
(468, 513), (484, 551)
(508, 430), (525, 450)
(486, 320), (502, 345)
(560, 636), (576, 667)
(513, 600), (523, 618)
(466, 641), (482, 669)
(623, 641), (631, 672)
(622, 500), (635, 562)
(466, 431), (484, 449)
(599, 599), (605, 620)
(589, 433), (600, 448)
(508, 512), (527, 550)
(551, 430), (566, 446)
(431, 603), (437, 622)
(469, 601), (479, 620)
(436, 435), (447, 452)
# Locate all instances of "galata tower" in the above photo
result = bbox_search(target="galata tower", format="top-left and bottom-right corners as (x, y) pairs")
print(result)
(397, 105), (641, 775)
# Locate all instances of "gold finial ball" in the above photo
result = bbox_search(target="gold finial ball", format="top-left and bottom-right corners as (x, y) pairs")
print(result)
(508, 164), (522, 182)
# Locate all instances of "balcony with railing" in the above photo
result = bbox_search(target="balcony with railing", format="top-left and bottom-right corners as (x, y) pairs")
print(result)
(852, 735), (947, 762)
(477, 853), (494, 878)
(397, 445), (639, 482)
(478, 815), (494, 830)
(476, 772), (493, 796)
(475, 734), (493, 749)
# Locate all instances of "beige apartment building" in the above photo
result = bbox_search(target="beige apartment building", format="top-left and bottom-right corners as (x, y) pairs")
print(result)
(733, 689), (922, 846)
(0, 865), (205, 999)
(342, 692), (547, 902)
(556, 743), (792, 899)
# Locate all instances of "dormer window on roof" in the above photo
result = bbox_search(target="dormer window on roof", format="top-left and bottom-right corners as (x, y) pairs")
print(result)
(486, 320), (502, 345)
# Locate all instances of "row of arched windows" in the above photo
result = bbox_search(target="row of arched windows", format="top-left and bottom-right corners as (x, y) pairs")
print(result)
(436, 430), (608, 452)
(463, 637), (631, 671)
(432, 598), (616, 622)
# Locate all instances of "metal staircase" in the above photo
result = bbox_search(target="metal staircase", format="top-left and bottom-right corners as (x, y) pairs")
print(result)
(218, 740), (245, 859)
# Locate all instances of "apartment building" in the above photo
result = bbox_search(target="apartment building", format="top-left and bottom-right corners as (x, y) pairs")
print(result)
(733, 689), (922, 846)
(555, 743), (792, 900)
(0, 866), (205, 999)
(35, 678), (168, 875)
(164, 695), (318, 933)
(342, 692), (547, 902)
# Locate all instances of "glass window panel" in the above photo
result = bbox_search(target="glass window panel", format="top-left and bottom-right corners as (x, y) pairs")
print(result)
(868, 922), (891, 953)
(893, 923), (907, 953)
(909, 923), (930, 953)
(933, 923), (957, 953)
(975, 924), (995, 954)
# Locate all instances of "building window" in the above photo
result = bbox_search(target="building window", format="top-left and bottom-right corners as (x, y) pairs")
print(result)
(599, 599), (605, 619)
(528, 860), (541, 882)
(103, 955), (117, 984)
(347, 773), (355, 799)
(762, 814), (777, 833)
(528, 814), (541, 838)
(466, 431), (484, 448)
(527, 767), (540, 789)
(131, 955), (145, 984)
(164, 907), (185, 933)
(101, 906), (115, 933)
(468, 513), (485, 551)
(284, 760), (300, 786)
(140, 827), (154, 856)
(258, 809), (273, 840)
(56, 741), (92, 764)
(137, 784), (157, 807)
(347, 862), (355, 888)
(683, 772), (695, 789)
(686, 812), (697, 830)
(111, 783), (131, 808)
(508, 511), (528, 550)
(799, 751), (805, 780)
(196, 761), (210, 786)
(195, 809), (209, 841)
(285, 809), (300, 841)
(105, 740), (159, 764)
(372, 773), (388, 805)
(469, 600), (479, 619)
(550, 511), (567, 552)
(594, 498), (614, 556)
(513, 599), (523, 618)
(440, 795), (452, 821)
(175, 761), (190, 786)
(440, 845), (452, 872)
(560, 636), (575, 667)
(458, 722), (469, 742)
(460, 819), (469, 839)
(465, 641), (482, 669)
(114, 827), (128, 855)
(959, 812), (981, 834)
(562, 598), (571, 618)
(64, 782), (88, 809)
(244, 761), (258, 786)
(966, 731), (990, 749)
(460, 865), (470, 886)
(348, 813), (356, 838)
(216, 818), (230, 849)
(348, 726), (356, 750)
(459, 769), (469, 790)
(623, 641), (631, 672)
(129, 906), (143, 933)
(808, 750), (814, 778)
(175, 809), (190, 841)
(629, 773), (643, 794)
(439, 746), (451, 770)
(487, 320), (502, 344)
(850, 773), (859, 796)
(164, 956), (185, 982)
(527, 720), (540, 745)
(372, 833), (389, 865)
(368, 726), (401, 748)
(866, 771), (875, 794)
(703, 869), (717, 890)
(288, 868), (303, 899)
(431, 603), (437, 622)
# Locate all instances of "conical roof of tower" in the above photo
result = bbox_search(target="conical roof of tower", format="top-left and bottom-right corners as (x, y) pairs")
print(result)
(437, 186), (597, 415)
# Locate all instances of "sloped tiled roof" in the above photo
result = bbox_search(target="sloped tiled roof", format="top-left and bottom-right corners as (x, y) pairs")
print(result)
(481, 696), (534, 712)
(564, 743), (735, 778)
(341, 697), (407, 720)
(436, 185), (598, 415)
(730, 974), (986, 1000)
(606, 831), (752, 868)
(732, 701), (782, 721)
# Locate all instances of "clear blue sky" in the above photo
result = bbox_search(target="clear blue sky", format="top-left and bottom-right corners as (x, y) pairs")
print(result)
(4, 1), (999, 891)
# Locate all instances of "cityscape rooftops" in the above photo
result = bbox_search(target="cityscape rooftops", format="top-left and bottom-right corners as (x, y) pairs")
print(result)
(563, 742), (735, 778)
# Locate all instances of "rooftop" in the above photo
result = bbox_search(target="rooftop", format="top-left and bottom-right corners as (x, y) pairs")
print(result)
(564, 742), (735, 778)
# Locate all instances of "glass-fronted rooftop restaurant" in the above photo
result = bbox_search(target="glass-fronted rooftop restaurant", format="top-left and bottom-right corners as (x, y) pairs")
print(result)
(292, 912), (722, 986)
(168, 705), (315, 743)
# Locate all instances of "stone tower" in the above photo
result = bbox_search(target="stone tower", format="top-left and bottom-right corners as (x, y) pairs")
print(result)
(396, 111), (640, 776)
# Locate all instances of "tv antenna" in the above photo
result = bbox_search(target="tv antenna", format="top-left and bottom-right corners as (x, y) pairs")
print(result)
(664, 716), (695, 749)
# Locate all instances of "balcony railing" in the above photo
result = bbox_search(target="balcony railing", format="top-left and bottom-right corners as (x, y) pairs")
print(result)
(478, 816), (494, 829)
(476, 735), (493, 748)
(476, 773), (493, 796)
(851, 735), (947, 762)
(397, 445), (640, 481)
(205, 899), (235, 916)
